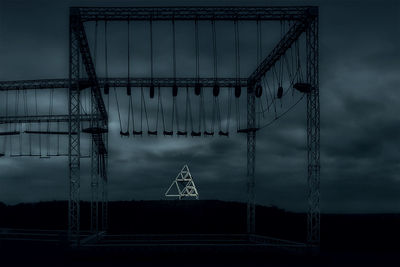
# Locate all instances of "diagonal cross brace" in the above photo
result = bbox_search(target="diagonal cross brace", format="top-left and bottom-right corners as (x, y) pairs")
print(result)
(247, 7), (317, 88)
(72, 10), (108, 124)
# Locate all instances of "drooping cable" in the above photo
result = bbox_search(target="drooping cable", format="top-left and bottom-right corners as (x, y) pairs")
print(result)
(234, 20), (241, 87)
(150, 18), (154, 83)
(212, 19), (218, 84)
(171, 19), (179, 134)
(172, 19), (177, 84)
(113, 87), (123, 135)
(142, 86), (151, 134)
(195, 19), (199, 84)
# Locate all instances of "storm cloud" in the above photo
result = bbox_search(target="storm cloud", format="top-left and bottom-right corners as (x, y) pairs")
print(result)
(0, 0), (399, 213)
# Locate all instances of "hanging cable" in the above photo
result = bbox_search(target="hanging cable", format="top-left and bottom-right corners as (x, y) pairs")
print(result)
(255, 19), (263, 98)
(159, 86), (172, 136)
(177, 86), (189, 136)
(127, 19), (132, 96)
(104, 20), (110, 95)
(234, 19), (241, 98)
(172, 18), (177, 87)
(149, 18), (155, 99)
(143, 86), (155, 135)
(212, 19), (218, 89)
(171, 18), (179, 135)
(219, 87), (231, 137)
(114, 87), (125, 137)
(258, 95), (305, 130)
(194, 18), (201, 96)
(133, 86), (144, 135)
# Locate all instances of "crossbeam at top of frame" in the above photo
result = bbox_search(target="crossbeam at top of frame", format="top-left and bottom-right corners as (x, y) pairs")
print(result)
(73, 6), (317, 22)
(0, 77), (248, 91)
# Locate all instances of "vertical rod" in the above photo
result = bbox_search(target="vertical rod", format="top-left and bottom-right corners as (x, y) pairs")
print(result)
(68, 9), (81, 245)
(306, 10), (320, 246)
(101, 139), (108, 231)
(246, 85), (256, 235)
(90, 101), (100, 233)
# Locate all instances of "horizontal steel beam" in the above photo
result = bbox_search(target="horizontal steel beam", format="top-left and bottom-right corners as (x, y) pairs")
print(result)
(75, 6), (312, 22)
(0, 114), (96, 124)
(0, 77), (248, 91)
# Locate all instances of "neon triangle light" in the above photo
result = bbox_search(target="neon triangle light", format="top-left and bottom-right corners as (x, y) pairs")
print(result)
(165, 164), (199, 200)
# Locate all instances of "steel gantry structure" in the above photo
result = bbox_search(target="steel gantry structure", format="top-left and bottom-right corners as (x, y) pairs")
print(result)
(0, 6), (319, 247)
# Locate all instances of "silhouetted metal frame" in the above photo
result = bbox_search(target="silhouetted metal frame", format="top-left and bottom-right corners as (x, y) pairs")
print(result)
(69, 10), (81, 244)
(0, 77), (248, 91)
(248, 7), (319, 245)
(67, 5), (319, 247)
(306, 14), (320, 245)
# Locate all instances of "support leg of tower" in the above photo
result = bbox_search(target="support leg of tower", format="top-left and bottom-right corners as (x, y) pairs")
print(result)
(247, 85), (256, 235)
(101, 152), (108, 231)
(68, 11), (81, 245)
(90, 137), (99, 233)
(306, 13), (320, 246)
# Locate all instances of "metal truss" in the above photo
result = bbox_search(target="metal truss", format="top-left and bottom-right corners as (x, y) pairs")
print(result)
(69, 10), (81, 244)
(101, 144), (108, 231)
(90, 93), (100, 234)
(246, 86), (256, 234)
(306, 14), (320, 245)
(247, 6), (319, 245)
(247, 7), (317, 87)
(76, 6), (310, 22)
(75, 18), (107, 124)
(0, 77), (248, 91)
(0, 5), (319, 248)
(0, 114), (94, 124)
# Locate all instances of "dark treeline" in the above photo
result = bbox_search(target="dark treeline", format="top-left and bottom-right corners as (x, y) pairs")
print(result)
(0, 200), (399, 251)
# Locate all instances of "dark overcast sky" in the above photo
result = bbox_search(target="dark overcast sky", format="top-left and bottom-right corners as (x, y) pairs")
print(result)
(0, 0), (399, 213)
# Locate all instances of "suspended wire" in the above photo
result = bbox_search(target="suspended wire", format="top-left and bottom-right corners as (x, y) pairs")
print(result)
(34, 88), (41, 157)
(279, 20), (284, 87)
(188, 86), (194, 133)
(184, 86), (190, 134)
(256, 19), (262, 65)
(150, 18), (154, 82)
(172, 19), (177, 82)
(260, 43), (304, 115)
(235, 92), (240, 130)
(142, 86), (150, 133)
(2, 90), (9, 155)
(212, 19), (218, 82)
(258, 94), (305, 130)
(197, 88), (201, 133)
(195, 19), (200, 83)
(113, 87), (123, 133)
(226, 87), (232, 134)
(159, 87), (167, 133)
(127, 19), (131, 85)
(156, 86), (161, 132)
(295, 39), (304, 82)
(234, 20), (241, 84)
(94, 20), (98, 71)
(104, 20), (109, 82)
(47, 87), (54, 156)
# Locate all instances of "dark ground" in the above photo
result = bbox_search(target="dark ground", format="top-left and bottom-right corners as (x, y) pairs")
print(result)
(0, 200), (399, 266)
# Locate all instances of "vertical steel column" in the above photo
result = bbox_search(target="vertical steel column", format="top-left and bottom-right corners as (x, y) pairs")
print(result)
(247, 85), (256, 234)
(90, 95), (100, 233)
(68, 9), (81, 243)
(101, 148), (108, 231)
(306, 9), (320, 245)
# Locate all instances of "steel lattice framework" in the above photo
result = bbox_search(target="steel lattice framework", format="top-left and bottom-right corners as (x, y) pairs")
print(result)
(0, 5), (319, 247)
(0, 77), (248, 91)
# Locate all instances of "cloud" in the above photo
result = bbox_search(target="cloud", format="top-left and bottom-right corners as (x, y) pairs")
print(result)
(0, 0), (399, 213)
